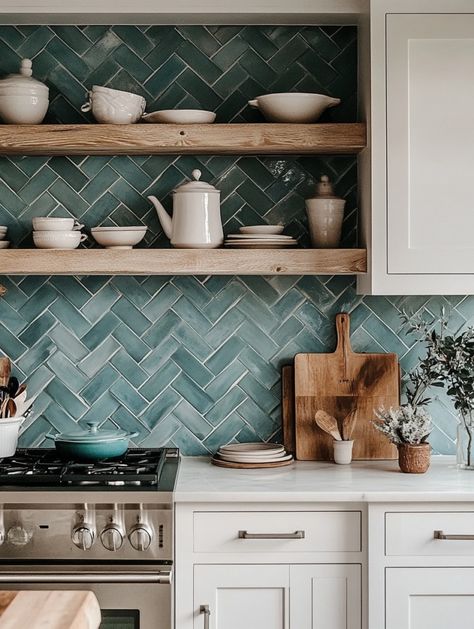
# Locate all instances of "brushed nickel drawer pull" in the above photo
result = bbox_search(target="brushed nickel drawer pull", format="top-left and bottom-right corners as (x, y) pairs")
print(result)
(434, 530), (474, 540)
(238, 530), (305, 540)
(200, 604), (210, 629)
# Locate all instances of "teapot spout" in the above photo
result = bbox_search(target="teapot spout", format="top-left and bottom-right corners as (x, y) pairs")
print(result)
(148, 195), (172, 240)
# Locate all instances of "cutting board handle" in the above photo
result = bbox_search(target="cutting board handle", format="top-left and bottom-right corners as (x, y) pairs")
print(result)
(335, 313), (353, 355)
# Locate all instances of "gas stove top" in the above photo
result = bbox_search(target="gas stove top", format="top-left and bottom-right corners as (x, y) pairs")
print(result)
(0, 448), (179, 491)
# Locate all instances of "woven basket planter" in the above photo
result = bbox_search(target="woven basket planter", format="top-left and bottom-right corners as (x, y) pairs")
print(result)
(398, 443), (431, 474)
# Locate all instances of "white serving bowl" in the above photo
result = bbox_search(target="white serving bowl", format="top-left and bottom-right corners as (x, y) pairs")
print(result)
(248, 92), (341, 123)
(91, 226), (147, 249)
(33, 230), (86, 250)
(0, 241), (10, 249)
(239, 225), (284, 235)
(33, 217), (83, 232)
(142, 109), (216, 124)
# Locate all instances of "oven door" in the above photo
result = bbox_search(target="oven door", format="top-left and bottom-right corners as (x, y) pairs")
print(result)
(0, 564), (172, 629)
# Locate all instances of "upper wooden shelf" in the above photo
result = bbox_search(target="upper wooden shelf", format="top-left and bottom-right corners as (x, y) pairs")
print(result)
(0, 123), (366, 156)
(0, 249), (367, 276)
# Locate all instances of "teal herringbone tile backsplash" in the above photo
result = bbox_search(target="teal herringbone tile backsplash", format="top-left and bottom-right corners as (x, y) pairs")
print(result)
(0, 26), (469, 454)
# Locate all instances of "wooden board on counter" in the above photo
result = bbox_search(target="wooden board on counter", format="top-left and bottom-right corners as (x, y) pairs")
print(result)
(0, 590), (101, 629)
(0, 249), (367, 276)
(294, 313), (399, 461)
(282, 365), (296, 455)
(0, 123), (367, 156)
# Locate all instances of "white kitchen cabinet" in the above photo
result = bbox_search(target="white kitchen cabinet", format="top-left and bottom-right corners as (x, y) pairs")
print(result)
(358, 0), (474, 294)
(290, 564), (361, 629)
(193, 565), (290, 629)
(192, 563), (361, 629)
(386, 567), (474, 629)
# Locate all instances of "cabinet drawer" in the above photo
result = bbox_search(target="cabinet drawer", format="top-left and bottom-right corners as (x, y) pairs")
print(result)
(386, 511), (474, 556)
(193, 511), (361, 553)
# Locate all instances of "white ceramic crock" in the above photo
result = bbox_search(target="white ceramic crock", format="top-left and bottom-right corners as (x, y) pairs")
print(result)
(148, 169), (224, 249)
(0, 416), (24, 458)
(33, 217), (84, 232)
(333, 440), (354, 465)
(81, 85), (146, 124)
(305, 175), (346, 248)
(0, 59), (49, 124)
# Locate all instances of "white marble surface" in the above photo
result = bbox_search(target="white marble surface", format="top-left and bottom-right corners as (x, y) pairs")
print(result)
(175, 456), (474, 503)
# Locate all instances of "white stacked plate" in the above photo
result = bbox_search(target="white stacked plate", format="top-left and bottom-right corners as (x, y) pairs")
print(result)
(225, 233), (298, 249)
(216, 442), (293, 464)
(0, 226), (9, 249)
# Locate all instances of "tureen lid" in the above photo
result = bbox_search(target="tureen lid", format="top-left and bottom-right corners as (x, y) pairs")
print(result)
(0, 59), (49, 94)
(174, 169), (219, 193)
(307, 175), (343, 200)
(54, 421), (129, 443)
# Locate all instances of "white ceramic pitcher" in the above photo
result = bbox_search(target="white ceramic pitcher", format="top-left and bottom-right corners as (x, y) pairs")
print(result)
(148, 169), (224, 249)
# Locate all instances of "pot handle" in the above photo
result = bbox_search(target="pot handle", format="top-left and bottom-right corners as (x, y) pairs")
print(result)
(128, 432), (139, 439)
(248, 99), (259, 108)
(45, 434), (56, 440)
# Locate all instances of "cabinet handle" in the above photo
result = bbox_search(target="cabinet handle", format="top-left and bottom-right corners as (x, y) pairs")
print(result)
(200, 604), (210, 629)
(238, 530), (305, 540)
(434, 530), (474, 540)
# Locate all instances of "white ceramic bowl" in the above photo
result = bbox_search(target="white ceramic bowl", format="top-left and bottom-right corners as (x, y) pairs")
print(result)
(33, 230), (86, 250)
(248, 92), (341, 123)
(91, 226), (147, 249)
(0, 241), (10, 249)
(142, 109), (216, 124)
(239, 225), (284, 235)
(81, 85), (146, 124)
(33, 217), (84, 232)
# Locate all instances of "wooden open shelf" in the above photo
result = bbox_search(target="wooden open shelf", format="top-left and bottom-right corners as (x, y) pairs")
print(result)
(0, 249), (367, 276)
(0, 123), (366, 156)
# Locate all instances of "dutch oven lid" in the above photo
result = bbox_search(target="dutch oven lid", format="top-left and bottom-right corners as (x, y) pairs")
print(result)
(54, 421), (130, 443)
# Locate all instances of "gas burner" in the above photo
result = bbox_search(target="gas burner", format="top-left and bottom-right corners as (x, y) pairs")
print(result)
(0, 448), (179, 491)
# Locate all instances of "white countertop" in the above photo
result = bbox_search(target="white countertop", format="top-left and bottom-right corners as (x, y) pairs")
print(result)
(175, 456), (474, 503)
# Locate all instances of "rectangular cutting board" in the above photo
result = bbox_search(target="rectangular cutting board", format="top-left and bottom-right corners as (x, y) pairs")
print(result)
(294, 313), (399, 460)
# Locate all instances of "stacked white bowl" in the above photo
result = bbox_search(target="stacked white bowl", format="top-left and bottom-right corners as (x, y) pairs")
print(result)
(32, 217), (86, 250)
(0, 226), (9, 249)
(91, 226), (147, 249)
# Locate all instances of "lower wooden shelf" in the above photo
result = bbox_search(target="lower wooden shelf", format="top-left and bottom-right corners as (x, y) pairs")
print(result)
(0, 248), (367, 276)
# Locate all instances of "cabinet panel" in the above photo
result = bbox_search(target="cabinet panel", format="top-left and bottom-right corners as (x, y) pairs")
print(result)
(386, 568), (474, 629)
(386, 14), (474, 274)
(290, 564), (361, 629)
(193, 565), (289, 629)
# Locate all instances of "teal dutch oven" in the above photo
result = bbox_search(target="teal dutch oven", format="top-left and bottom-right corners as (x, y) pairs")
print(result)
(47, 421), (138, 461)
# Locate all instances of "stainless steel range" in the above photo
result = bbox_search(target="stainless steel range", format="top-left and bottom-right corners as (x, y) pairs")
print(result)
(0, 448), (179, 629)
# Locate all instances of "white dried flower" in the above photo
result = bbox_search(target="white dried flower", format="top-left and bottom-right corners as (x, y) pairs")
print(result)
(373, 404), (432, 445)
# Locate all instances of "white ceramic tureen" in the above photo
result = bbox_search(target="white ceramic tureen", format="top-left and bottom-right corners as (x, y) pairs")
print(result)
(0, 59), (49, 124)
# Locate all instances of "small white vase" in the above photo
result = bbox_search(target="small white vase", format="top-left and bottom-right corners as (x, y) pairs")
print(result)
(305, 175), (346, 248)
(333, 440), (354, 465)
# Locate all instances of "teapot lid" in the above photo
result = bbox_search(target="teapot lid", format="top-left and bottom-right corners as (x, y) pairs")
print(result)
(308, 175), (342, 200)
(0, 59), (48, 94)
(174, 169), (219, 193)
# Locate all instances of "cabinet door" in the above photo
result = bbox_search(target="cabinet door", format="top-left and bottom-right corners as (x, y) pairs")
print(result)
(193, 565), (289, 629)
(290, 564), (361, 629)
(386, 567), (474, 628)
(386, 14), (474, 274)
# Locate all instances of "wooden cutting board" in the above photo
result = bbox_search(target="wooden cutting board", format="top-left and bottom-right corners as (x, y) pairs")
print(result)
(281, 365), (296, 456)
(294, 313), (399, 460)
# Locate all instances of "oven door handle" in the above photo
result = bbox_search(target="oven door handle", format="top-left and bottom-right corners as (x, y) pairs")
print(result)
(0, 571), (172, 584)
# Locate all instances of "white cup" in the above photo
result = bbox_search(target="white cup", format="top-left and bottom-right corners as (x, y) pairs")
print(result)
(81, 85), (146, 124)
(333, 440), (354, 465)
(33, 230), (87, 250)
(32, 217), (84, 232)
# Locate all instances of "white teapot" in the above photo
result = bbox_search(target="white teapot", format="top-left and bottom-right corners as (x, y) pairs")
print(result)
(148, 169), (223, 249)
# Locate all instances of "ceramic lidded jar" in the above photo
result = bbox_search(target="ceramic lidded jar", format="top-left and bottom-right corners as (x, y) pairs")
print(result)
(305, 175), (346, 248)
(0, 59), (49, 124)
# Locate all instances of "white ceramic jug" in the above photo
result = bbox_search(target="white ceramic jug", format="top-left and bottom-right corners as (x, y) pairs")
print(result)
(148, 169), (224, 249)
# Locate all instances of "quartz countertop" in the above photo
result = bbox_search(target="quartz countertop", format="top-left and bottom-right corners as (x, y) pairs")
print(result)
(175, 455), (474, 503)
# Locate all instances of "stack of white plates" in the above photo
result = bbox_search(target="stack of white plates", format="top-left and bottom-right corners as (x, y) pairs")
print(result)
(225, 234), (298, 249)
(0, 226), (9, 249)
(216, 442), (293, 464)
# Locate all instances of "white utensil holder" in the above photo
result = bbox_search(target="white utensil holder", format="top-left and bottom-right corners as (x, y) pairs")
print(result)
(0, 416), (24, 457)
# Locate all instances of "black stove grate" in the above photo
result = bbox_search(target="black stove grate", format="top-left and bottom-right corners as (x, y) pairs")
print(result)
(0, 448), (176, 489)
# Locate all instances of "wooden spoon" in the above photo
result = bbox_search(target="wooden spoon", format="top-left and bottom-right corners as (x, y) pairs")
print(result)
(0, 357), (11, 390)
(6, 398), (16, 418)
(342, 408), (358, 441)
(314, 410), (342, 441)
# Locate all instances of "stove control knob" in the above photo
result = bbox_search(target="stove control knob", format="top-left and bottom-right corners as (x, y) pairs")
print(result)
(72, 524), (95, 551)
(128, 523), (153, 551)
(7, 525), (32, 546)
(100, 524), (124, 552)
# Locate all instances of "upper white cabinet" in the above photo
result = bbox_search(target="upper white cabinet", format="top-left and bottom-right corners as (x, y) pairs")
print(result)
(358, 0), (474, 294)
